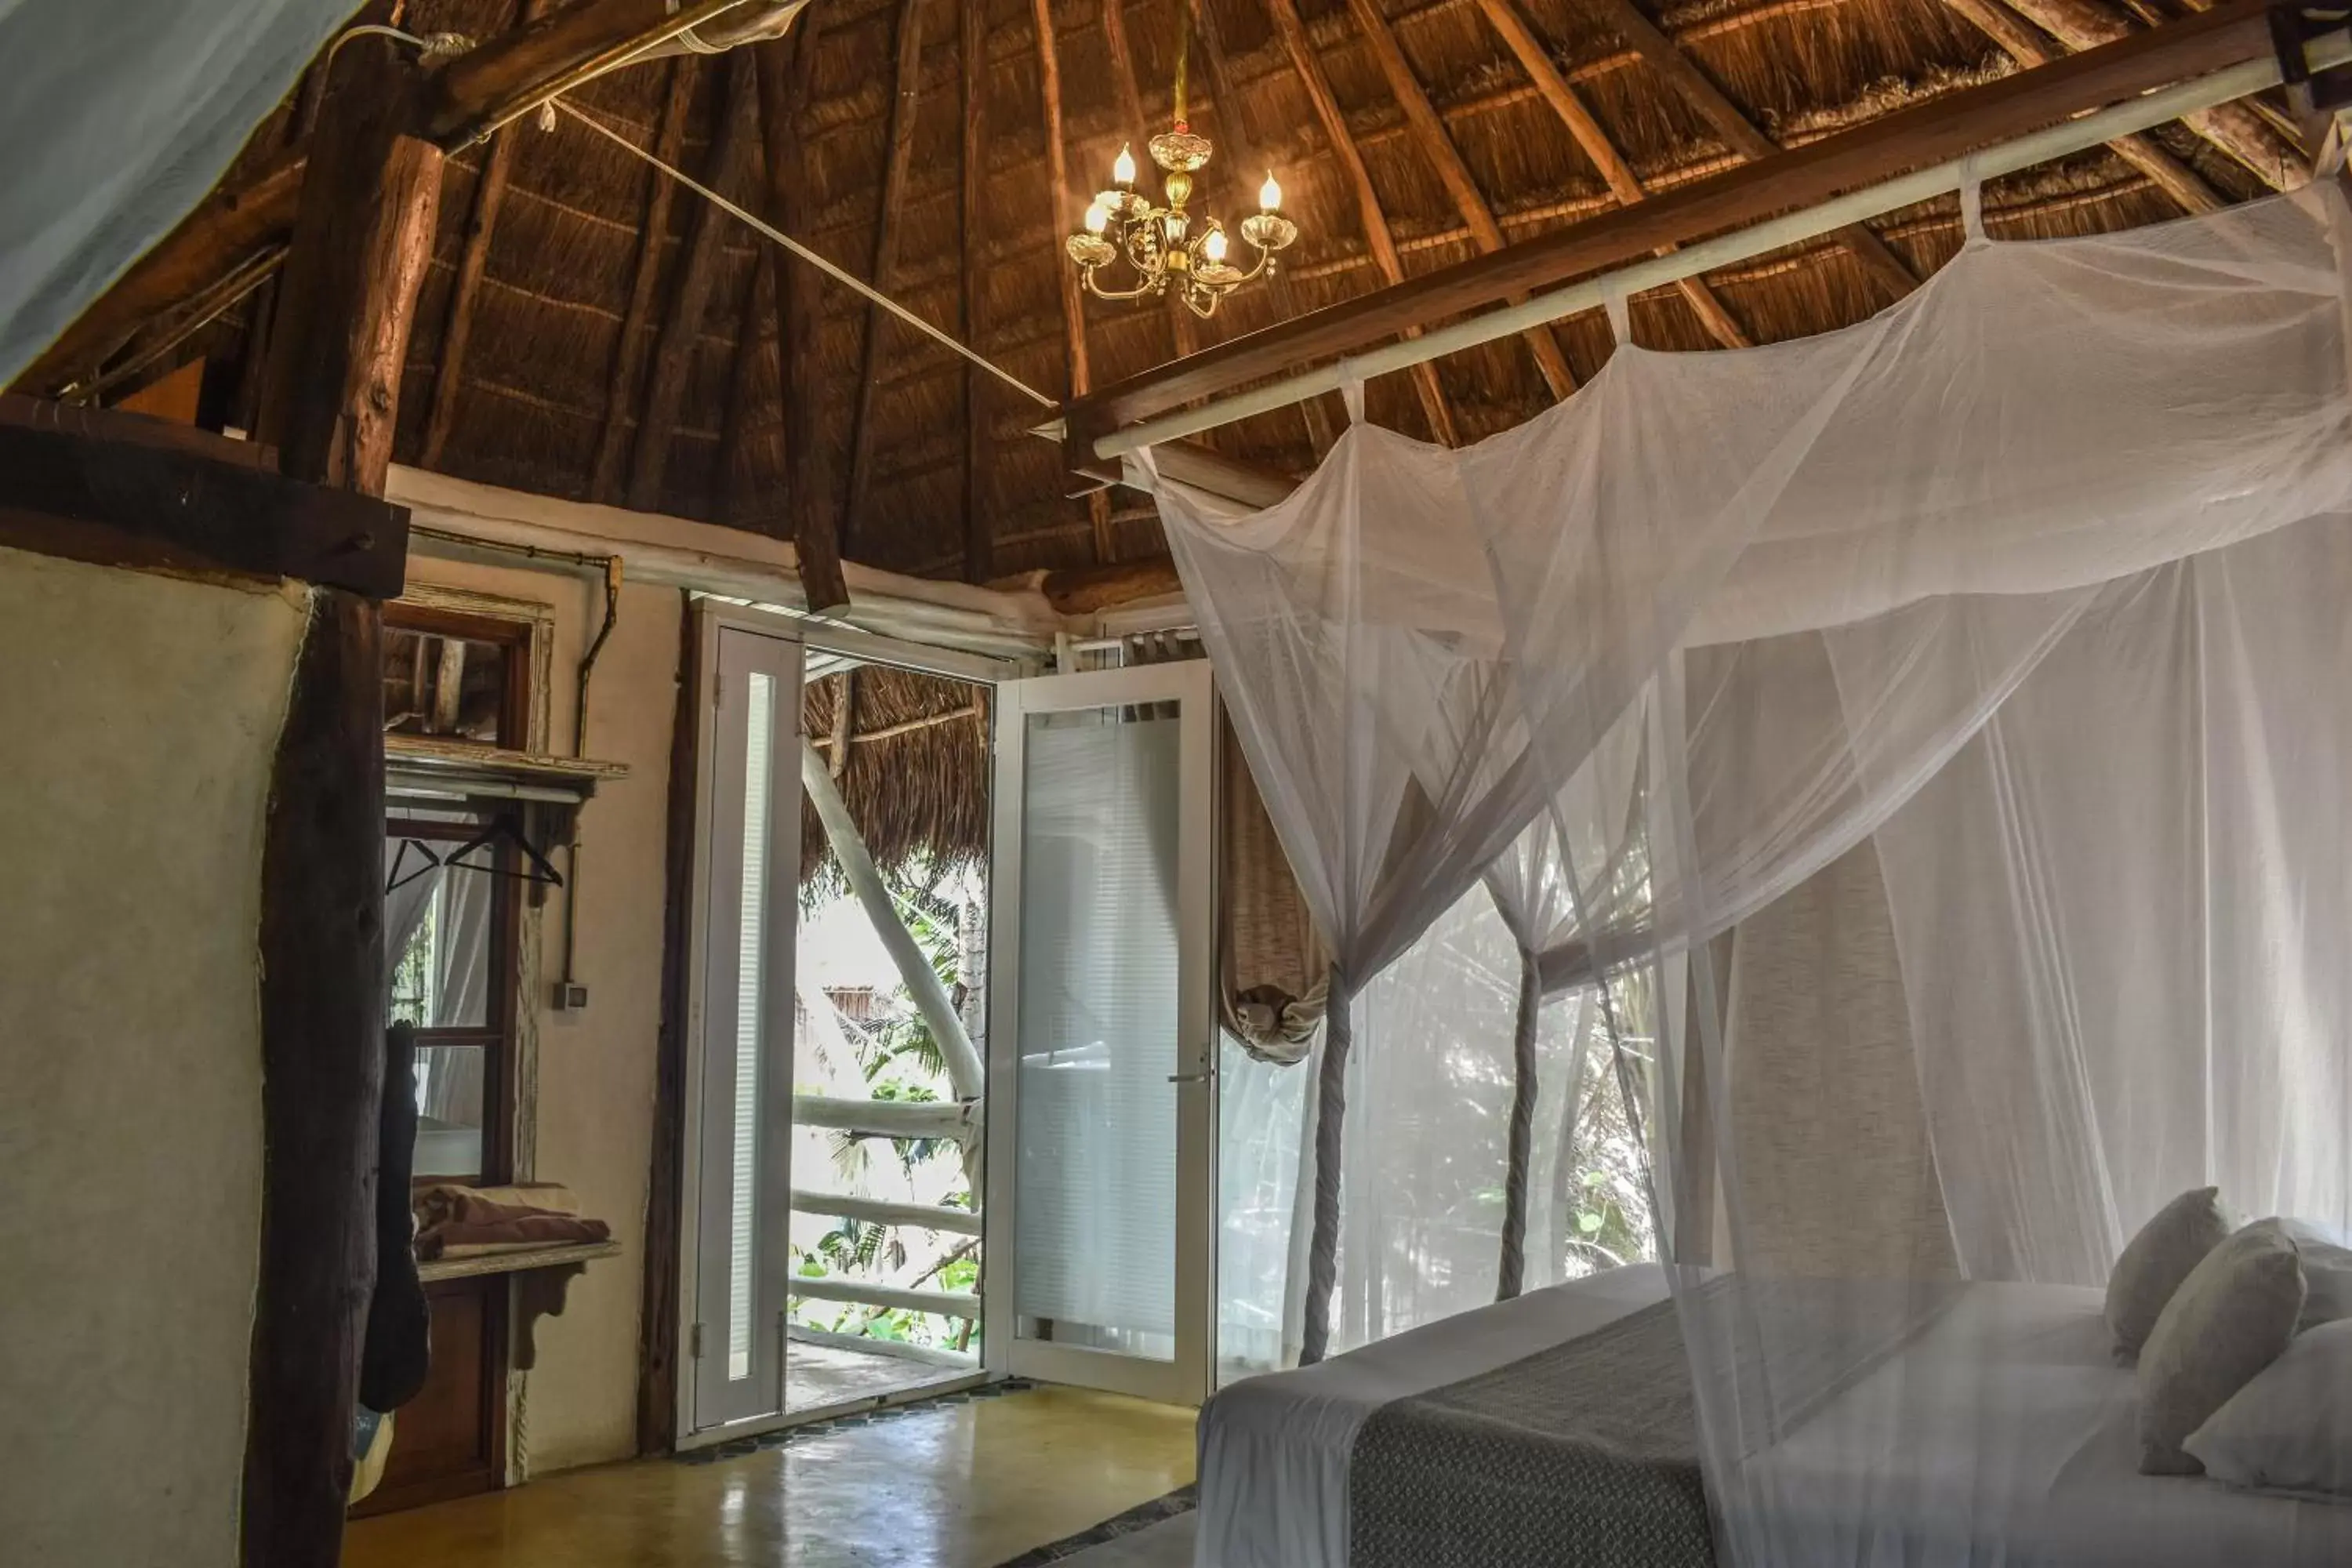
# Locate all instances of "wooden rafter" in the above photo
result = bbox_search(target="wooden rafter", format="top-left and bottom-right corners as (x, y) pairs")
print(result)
(961, 0), (993, 581)
(590, 59), (696, 503)
(420, 0), (554, 469)
(1032, 0), (1119, 561)
(756, 22), (851, 610)
(1996, 0), (2298, 184)
(1941, 0), (2222, 213)
(629, 50), (763, 514)
(1469, 0), (1748, 350)
(1186, 0), (1341, 456)
(1342, 0), (1583, 391)
(843, 0), (930, 554)
(1062, 2), (2281, 438)
(1103, 0), (1200, 362)
(1261, 0), (1461, 445)
(1578, 0), (1918, 304)
(717, 250), (777, 522)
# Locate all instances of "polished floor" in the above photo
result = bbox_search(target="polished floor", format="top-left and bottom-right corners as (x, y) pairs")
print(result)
(342, 1385), (1197, 1568)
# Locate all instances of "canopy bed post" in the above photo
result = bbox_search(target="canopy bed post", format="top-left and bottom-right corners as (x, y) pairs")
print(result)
(1496, 945), (1544, 1300)
(243, 26), (444, 1568)
(1300, 961), (1355, 1364)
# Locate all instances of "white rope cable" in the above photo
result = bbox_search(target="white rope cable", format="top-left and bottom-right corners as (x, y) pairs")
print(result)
(553, 99), (1058, 408)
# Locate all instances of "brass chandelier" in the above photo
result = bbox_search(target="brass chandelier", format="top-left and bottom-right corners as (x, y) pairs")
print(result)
(1064, 8), (1298, 319)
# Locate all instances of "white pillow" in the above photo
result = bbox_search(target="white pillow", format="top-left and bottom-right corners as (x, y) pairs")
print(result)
(2249, 1217), (2352, 1330)
(2183, 1318), (2352, 1498)
(2108, 1186), (2236, 1361)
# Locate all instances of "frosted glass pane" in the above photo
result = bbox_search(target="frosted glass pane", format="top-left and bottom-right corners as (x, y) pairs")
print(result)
(1014, 710), (1181, 1356)
(728, 670), (775, 1381)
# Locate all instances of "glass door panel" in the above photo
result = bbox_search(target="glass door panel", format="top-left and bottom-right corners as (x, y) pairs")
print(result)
(986, 662), (1214, 1404)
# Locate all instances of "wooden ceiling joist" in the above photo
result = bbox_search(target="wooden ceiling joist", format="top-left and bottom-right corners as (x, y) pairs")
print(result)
(1940, 0), (2223, 213)
(1062, 0), (2287, 445)
(1031, 0), (1120, 562)
(1343, 0), (1584, 391)
(590, 59), (697, 502)
(843, 0), (931, 553)
(1262, 0), (1461, 445)
(1578, 0), (1919, 305)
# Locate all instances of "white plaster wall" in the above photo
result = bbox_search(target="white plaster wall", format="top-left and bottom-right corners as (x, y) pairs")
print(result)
(0, 546), (307, 1567)
(401, 554), (683, 1473)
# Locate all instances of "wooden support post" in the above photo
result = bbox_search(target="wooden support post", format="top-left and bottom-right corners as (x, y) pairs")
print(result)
(1261, 0), (1461, 445)
(592, 60), (698, 503)
(1343, 0), (1584, 390)
(960, 0), (993, 582)
(828, 668), (857, 778)
(419, 0), (554, 468)
(755, 26), (852, 612)
(242, 29), (442, 1568)
(629, 50), (764, 514)
(843, 0), (931, 554)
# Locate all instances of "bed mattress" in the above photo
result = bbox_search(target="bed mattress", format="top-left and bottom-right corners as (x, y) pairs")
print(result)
(1194, 1267), (2352, 1568)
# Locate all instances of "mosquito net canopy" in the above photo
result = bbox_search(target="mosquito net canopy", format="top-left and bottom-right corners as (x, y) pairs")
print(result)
(1149, 183), (2352, 1563)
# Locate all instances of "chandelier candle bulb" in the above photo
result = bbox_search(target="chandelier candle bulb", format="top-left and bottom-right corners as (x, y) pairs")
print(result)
(1112, 143), (1138, 187)
(1261, 172), (1282, 212)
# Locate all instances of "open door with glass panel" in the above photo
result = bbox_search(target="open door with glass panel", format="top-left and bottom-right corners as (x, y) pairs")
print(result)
(983, 660), (1216, 1406)
(679, 610), (804, 1437)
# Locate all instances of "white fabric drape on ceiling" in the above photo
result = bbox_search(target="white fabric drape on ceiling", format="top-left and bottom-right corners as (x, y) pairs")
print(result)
(0, 2), (350, 383)
(1153, 184), (2352, 1564)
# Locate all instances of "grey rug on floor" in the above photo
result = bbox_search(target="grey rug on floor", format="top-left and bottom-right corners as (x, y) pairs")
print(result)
(995, 1486), (1196, 1566)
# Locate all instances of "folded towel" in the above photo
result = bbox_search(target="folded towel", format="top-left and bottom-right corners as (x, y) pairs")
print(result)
(413, 1182), (608, 1259)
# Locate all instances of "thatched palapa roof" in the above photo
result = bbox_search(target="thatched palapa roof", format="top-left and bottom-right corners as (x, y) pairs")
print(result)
(801, 665), (992, 884)
(24, 0), (2303, 586)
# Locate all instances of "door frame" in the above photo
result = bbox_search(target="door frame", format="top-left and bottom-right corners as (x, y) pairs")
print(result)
(674, 602), (805, 1443)
(982, 659), (1218, 1406)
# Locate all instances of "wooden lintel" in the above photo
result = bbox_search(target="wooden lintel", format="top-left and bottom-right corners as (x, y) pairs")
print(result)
(629, 50), (762, 514)
(843, 0), (931, 552)
(0, 417), (408, 598)
(1066, 1), (2277, 437)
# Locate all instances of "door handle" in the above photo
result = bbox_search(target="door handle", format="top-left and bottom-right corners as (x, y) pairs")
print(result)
(1167, 1070), (1213, 1083)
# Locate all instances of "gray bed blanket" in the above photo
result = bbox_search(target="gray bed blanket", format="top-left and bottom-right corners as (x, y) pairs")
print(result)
(1345, 1293), (1713, 1568)
(1346, 1277), (1959, 1568)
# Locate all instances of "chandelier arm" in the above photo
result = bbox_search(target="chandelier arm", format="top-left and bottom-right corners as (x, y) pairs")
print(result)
(1081, 270), (1158, 303)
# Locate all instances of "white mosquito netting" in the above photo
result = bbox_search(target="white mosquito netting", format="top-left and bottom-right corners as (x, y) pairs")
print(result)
(1147, 182), (2352, 1563)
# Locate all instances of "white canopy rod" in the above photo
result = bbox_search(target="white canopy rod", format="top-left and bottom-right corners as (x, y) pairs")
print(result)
(1094, 36), (2351, 463)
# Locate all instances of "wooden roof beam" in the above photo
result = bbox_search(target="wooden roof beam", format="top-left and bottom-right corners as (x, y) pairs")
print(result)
(1466, 0), (1748, 352)
(1062, 1), (2286, 442)
(1577, 0), (1918, 304)
(961, 0), (993, 581)
(590, 60), (697, 501)
(1992, 0), (2299, 186)
(420, 0), (555, 469)
(1031, 0), (1119, 561)
(757, 23), (851, 610)
(1345, 0), (1584, 390)
(1263, 0), (1461, 445)
(1940, 0), (2223, 213)
(842, 0), (930, 554)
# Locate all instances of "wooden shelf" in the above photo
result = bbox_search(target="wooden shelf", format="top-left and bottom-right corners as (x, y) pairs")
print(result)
(416, 1239), (620, 1283)
(384, 733), (628, 807)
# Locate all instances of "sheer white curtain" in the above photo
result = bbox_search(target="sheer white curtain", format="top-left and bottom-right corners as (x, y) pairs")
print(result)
(1152, 183), (2352, 1564)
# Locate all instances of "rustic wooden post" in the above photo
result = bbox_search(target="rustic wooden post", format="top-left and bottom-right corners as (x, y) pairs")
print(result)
(243, 29), (443, 1568)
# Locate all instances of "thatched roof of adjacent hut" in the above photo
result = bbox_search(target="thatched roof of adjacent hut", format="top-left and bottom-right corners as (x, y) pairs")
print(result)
(800, 665), (992, 885)
(29, 0), (2300, 586)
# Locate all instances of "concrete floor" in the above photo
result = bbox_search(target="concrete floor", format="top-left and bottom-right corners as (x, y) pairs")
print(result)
(342, 1386), (1196, 1568)
(785, 1338), (962, 1414)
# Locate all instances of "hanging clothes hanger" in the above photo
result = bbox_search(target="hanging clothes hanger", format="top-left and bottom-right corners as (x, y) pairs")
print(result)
(437, 812), (566, 889)
(383, 837), (444, 894)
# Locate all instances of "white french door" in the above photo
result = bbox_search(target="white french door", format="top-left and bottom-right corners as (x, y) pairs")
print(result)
(984, 660), (1216, 1405)
(681, 610), (804, 1436)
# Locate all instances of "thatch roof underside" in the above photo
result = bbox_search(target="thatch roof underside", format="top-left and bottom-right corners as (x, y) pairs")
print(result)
(800, 666), (992, 883)
(170, 0), (2298, 585)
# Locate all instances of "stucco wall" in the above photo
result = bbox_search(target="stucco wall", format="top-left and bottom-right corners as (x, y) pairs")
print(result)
(400, 554), (683, 1474)
(0, 546), (306, 1566)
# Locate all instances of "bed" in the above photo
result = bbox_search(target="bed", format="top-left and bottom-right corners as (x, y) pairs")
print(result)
(1194, 1265), (2352, 1568)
